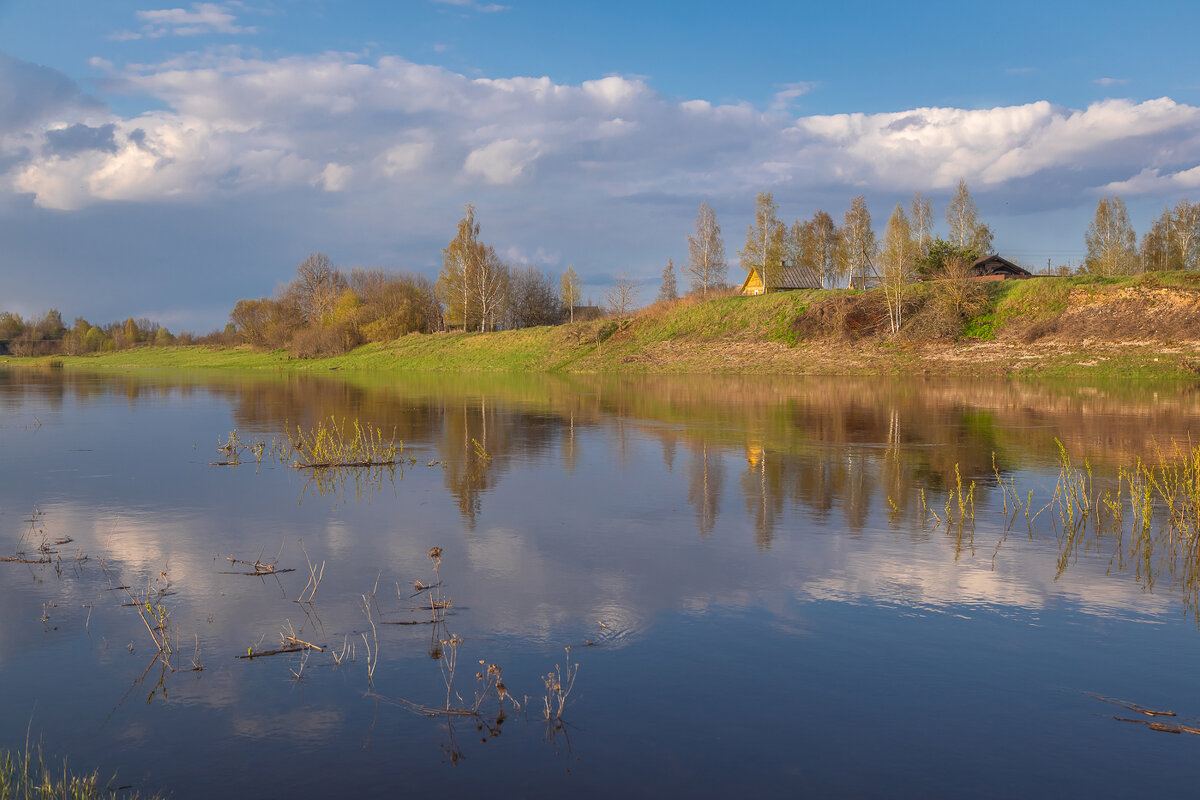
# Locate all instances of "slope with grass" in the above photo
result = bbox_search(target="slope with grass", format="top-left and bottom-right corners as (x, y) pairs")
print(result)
(6, 273), (1200, 378)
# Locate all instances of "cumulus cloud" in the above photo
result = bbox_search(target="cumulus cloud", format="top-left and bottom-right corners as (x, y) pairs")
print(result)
(463, 138), (541, 183)
(5, 50), (1200, 215)
(0, 53), (103, 134)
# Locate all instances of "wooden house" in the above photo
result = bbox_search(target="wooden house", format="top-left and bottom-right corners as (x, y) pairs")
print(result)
(970, 255), (1032, 280)
(740, 264), (823, 295)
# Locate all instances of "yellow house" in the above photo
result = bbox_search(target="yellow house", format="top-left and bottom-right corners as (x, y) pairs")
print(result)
(740, 264), (823, 295)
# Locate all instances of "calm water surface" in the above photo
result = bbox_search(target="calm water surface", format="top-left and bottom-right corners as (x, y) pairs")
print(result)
(2, 369), (1200, 798)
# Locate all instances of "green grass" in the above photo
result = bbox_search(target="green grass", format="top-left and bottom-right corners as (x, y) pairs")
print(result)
(6, 273), (1200, 378)
(0, 744), (164, 799)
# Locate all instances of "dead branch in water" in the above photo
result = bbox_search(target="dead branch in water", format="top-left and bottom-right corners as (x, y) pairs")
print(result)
(1114, 717), (1200, 735)
(1093, 694), (1176, 717)
(282, 635), (323, 652)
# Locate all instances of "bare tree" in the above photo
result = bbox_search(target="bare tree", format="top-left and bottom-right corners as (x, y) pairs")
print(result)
(606, 273), (638, 317)
(292, 252), (345, 325)
(910, 191), (934, 257)
(658, 258), (679, 303)
(472, 245), (508, 332)
(802, 210), (841, 288)
(739, 192), (784, 291)
(686, 201), (727, 297)
(838, 196), (876, 289)
(876, 203), (915, 333)
(560, 265), (581, 322)
(1084, 196), (1138, 276)
(1141, 209), (1172, 272)
(803, 211), (840, 287)
(945, 178), (993, 256)
(1170, 198), (1200, 270)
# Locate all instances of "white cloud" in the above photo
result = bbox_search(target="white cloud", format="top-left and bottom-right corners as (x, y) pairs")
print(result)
(463, 138), (541, 183)
(6, 51), (1200, 217)
(1094, 77), (1129, 87)
(431, 0), (510, 12)
(1103, 165), (1200, 194)
(770, 81), (816, 111)
(113, 2), (257, 40)
(316, 162), (352, 192)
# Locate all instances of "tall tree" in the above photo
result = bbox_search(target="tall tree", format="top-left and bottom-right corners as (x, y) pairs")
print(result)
(606, 273), (638, 317)
(945, 178), (993, 256)
(877, 203), (915, 333)
(784, 219), (806, 268)
(1141, 208), (1173, 272)
(802, 210), (841, 288)
(560, 265), (581, 322)
(1170, 198), (1200, 270)
(1084, 196), (1138, 276)
(658, 258), (679, 303)
(838, 196), (876, 289)
(740, 191), (785, 291)
(438, 203), (486, 331)
(910, 191), (934, 257)
(686, 201), (727, 297)
(292, 252), (345, 325)
(472, 245), (508, 332)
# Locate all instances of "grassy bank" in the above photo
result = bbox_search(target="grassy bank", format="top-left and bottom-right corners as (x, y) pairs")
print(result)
(0, 744), (164, 799)
(5, 273), (1200, 379)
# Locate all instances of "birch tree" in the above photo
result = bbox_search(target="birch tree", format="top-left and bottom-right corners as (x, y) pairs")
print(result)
(802, 210), (841, 288)
(472, 245), (508, 332)
(1141, 210), (1172, 272)
(1084, 196), (1138, 276)
(686, 201), (727, 297)
(560, 265), (582, 322)
(945, 178), (993, 256)
(910, 191), (934, 258)
(740, 192), (785, 291)
(838, 196), (876, 289)
(438, 204), (483, 330)
(876, 203), (915, 334)
(1170, 198), (1200, 270)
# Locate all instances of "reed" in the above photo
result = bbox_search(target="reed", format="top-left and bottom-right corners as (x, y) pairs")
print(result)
(287, 417), (402, 469)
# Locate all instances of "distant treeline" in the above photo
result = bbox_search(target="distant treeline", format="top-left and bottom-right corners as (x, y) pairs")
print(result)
(0, 310), (231, 357)
(228, 251), (594, 358)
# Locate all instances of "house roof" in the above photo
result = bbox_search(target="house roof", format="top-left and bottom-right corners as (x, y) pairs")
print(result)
(777, 264), (823, 288)
(970, 254), (1031, 276)
(743, 263), (823, 290)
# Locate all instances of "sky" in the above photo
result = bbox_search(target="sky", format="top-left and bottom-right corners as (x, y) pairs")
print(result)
(2, 0), (1200, 332)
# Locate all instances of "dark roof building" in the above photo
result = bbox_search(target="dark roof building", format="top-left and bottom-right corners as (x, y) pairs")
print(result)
(970, 255), (1033, 280)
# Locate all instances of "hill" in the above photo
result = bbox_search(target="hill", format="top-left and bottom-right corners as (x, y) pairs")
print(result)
(6, 272), (1200, 379)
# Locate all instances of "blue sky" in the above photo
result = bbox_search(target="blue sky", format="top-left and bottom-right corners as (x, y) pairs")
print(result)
(2, 0), (1200, 330)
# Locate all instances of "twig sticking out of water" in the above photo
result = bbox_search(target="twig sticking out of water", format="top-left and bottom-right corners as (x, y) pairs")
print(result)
(296, 539), (324, 604)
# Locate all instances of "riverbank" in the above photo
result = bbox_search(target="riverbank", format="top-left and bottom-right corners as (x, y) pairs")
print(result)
(5, 272), (1200, 379)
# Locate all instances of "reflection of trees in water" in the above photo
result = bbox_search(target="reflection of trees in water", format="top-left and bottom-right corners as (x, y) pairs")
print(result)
(687, 440), (723, 537)
(17, 370), (1200, 549)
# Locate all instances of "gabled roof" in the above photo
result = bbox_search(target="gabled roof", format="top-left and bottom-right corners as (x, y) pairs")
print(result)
(744, 263), (823, 290)
(776, 264), (824, 289)
(970, 254), (1032, 277)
